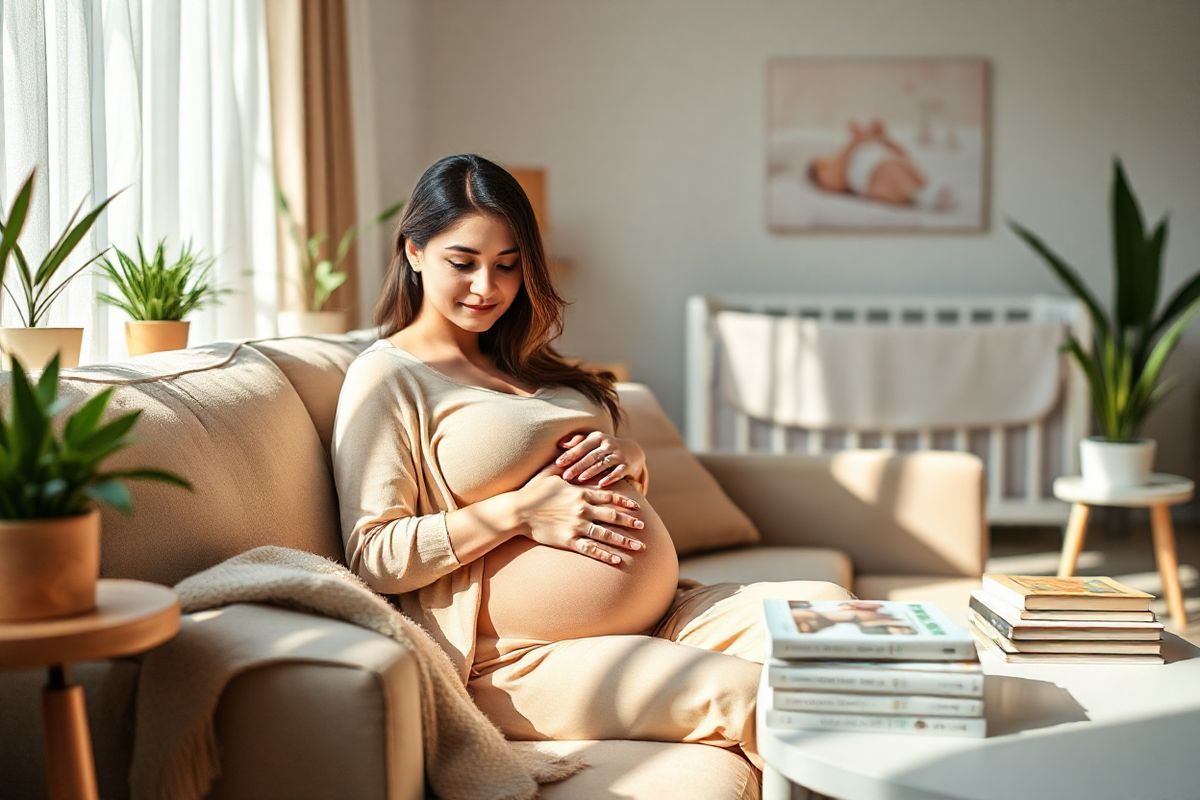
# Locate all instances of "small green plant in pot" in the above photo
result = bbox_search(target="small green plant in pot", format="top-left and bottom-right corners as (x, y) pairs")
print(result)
(0, 169), (122, 370)
(275, 186), (403, 336)
(1009, 158), (1200, 490)
(95, 238), (232, 356)
(0, 353), (192, 620)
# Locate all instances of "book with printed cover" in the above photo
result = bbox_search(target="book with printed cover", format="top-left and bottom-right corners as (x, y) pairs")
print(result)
(969, 593), (1163, 640)
(771, 689), (984, 717)
(971, 617), (1165, 665)
(763, 599), (977, 661)
(981, 574), (1153, 612)
(969, 611), (1161, 654)
(764, 708), (987, 738)
(766, 658), (984, 697)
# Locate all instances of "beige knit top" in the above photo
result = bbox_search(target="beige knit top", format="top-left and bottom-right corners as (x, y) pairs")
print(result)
(331, 339), (677, 683)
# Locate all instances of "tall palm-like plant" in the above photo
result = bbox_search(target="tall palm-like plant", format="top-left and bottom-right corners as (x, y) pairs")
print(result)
(1009, 159), (1200, 442)
(276, 187), (403, 312)
(0, 169), (122, 327)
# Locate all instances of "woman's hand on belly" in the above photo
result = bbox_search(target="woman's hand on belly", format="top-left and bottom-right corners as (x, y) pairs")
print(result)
(513, 465), (648, 565)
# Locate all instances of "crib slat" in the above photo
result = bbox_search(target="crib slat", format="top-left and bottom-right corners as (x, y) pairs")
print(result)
(806, 429), (824, 455)
(916, 429), (932, 450)
(845, 429), (860, 449)
(771, 424), (787, 454)
(880, 431), (895, 449)
(988, 425), (1005, 503)
(954, 428), (968, 452)
(734, 412), (751, 453)
(1027, 420), (1044, 501)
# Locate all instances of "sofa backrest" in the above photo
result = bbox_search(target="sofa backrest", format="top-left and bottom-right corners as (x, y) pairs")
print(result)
(0, 341), (348, 586)
(0, 328), (757, 586)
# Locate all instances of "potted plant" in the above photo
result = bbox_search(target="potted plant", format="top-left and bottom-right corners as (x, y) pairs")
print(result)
(95, 237), (232, 356)
(1009, 158), (1200, 490)
(0, 353), (192, 621)
(275, 187), (403, 336)
(0, 170), (122, 370)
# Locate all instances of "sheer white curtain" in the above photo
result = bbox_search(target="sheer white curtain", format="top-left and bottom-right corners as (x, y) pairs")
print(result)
(0, 0), (277, 364)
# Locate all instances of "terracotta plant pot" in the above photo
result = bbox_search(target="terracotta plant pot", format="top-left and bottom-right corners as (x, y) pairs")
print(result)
(277, 310), (348, 336)
(125, 320), (190, 356)
(1080, 436), (1156, 491)
(0, 508), (101, 621)
(0, 327), (84, 370)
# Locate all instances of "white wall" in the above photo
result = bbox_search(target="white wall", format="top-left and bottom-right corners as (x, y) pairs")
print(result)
(351, 0), (1200, 508)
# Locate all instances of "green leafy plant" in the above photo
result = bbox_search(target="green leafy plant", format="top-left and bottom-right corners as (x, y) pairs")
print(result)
(0, 169), (122, 327)
(0, 353), (192, 519)
(1009, 158), (1200, 442)
(95, 238), (232, 321)
(276, 187), (403, 312)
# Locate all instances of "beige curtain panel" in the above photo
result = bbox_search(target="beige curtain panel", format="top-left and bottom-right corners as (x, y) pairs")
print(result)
(266, 0), (360, 325)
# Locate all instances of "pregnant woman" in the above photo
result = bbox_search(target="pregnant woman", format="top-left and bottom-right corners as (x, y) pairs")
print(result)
(332, 154), (852, 769)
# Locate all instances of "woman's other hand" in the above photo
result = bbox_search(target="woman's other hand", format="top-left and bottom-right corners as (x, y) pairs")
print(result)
(515, 467), (647, 565)
(555, 431), (647, 489)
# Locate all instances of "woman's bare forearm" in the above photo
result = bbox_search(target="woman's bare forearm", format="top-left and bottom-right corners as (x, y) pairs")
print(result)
(444, 490), (530, 565)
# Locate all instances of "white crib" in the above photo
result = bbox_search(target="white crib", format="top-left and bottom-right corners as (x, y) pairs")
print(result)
(686, 293), (1091, 525)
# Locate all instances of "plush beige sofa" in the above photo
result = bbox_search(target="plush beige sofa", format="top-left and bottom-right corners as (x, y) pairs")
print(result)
(0, 330), (986, 799)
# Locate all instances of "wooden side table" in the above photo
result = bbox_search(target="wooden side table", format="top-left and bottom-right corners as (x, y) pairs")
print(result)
(1053, 474), (1195, 628)
(0, 579), (180, 800)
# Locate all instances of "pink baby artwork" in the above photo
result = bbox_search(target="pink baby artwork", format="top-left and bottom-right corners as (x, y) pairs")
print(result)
(766, 57), (990, 233)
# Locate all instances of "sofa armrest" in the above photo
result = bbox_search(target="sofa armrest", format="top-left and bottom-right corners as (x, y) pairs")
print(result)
(180, 605), (424, 800)
(696, 450), (987, 579)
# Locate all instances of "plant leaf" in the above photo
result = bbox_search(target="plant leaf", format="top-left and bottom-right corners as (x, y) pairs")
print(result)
(84, 479), (132, 514)
(0, 170), (36, 292)
(97, 468), (193, 491)
(1008, 218), (1110, 340)
(1111, 158), (1150, 332)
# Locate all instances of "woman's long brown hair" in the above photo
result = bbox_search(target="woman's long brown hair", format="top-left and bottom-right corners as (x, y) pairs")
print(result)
(373, 154), (624, 430)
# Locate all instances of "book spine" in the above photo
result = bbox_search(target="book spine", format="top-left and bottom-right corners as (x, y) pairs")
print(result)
(771, 638), (977, 662)
(969, 596), (1015, 638)
(767, 665), (984, 698)
(772, 690), (984, 717)
(765, 709), (987, 737)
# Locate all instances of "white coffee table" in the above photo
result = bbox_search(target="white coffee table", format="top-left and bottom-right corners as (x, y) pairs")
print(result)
(758, 633), (1200, 800)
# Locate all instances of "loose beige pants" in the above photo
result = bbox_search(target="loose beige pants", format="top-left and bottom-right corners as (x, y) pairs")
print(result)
(468, 579), (853, 769)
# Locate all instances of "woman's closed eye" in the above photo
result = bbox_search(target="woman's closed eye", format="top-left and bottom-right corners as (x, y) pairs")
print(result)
(448, 260), (518, 271)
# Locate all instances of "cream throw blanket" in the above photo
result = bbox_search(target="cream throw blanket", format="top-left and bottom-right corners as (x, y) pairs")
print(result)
(130, 546), (587, 799)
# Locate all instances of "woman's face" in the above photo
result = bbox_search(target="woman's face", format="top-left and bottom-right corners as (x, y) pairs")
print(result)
(407, 212), (523, 333)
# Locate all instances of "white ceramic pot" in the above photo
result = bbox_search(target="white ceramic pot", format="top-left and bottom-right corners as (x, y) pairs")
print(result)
(1079, 436), (1156, 491)
(0, 327), (84, 370)
(277, 310), (348, 337)
(125, 320), (190, 356)
(0, 508), (100, 621)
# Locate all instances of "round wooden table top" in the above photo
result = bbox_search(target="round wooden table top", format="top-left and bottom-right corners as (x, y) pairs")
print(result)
(0, 579), (180, 670)
(1053, 473), (1194, 507)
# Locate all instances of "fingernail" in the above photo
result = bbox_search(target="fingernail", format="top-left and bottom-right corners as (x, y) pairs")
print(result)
(556, 456), (567, 465)
(610, 555), (622, 565)
(634, 520), (644, 529)
(631, 541), (644, 550)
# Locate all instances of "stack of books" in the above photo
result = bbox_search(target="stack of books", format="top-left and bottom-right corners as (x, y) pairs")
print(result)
(762, 599), (985, 737)
(969, 574), (1164, 665)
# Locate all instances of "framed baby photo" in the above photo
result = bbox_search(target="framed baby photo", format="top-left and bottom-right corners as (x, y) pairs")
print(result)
(765, 56), (991, 233)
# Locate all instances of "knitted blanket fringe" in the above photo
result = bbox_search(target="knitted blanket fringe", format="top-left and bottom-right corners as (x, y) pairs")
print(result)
(130, 546), (587, 799)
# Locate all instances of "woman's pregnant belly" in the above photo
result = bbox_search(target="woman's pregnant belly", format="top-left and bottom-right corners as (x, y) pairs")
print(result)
(478, 478), (680, 644)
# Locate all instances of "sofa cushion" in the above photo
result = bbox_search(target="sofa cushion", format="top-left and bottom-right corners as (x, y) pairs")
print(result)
(617, 384), (761, 556)
(530, 739), (760, 800)
(679, 545), (853, 589)
(0, 342), (346, 585)
(247, 329), (378, 457)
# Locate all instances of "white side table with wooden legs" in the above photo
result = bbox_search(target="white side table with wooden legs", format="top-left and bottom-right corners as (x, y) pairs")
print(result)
(0, 580), (180, 799)
(1053, 474), (1195, 628)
